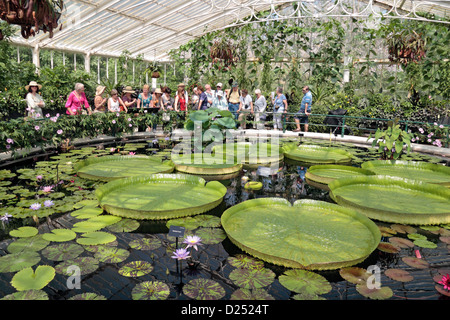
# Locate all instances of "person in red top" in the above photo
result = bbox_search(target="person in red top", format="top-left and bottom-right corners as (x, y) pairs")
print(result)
(65, 83), (92, 115)
(174, 83), (189, 113)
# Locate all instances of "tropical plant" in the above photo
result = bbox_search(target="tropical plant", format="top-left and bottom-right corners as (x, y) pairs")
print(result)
(368, 118), (412, 160)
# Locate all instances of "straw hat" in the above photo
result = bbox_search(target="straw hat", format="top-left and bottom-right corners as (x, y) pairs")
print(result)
(177, 83), (185, 87)
(95, 85), (106, 96)
(123, 86), (134, 94)
(154, 88), (163, 94)
(25, 81), (42, 90)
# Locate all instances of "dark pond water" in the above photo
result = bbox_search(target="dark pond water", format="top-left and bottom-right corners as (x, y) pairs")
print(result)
(0, 138), (449, 302)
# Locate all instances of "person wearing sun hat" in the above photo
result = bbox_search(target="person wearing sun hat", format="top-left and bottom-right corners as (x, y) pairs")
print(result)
(25, 81), (45, 119)
(93, 85), (107, 113)
(121, 85), (137, 111)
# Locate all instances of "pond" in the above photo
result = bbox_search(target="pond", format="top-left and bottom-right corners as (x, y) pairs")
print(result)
(0, 137), (449, 302)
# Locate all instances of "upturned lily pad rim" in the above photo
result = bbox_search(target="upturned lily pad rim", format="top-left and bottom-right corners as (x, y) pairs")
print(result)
(171, 152), (243, 176)
(221, 198), (381, 270)
(328, 175), (450, 225)
(75, 155), (175, 181)
(305, 165), (376, 186)
(282, 143), (354, 164)
(361, 160), (450, 187)
(95, 174), (227, 220)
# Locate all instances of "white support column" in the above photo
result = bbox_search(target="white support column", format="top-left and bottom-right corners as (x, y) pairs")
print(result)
(85, 52), (91, 73)
(50, 51), (54, 69)
(133, 60), (135, 84)
(114, 59), (117, 85)
(164, 63), (166, 86)
(106, 58), (109, 79)
(145, 63), (148, 84)
(97, 56), (101, 84)
(32, 44), (40, 74)
(74, 53), (77, 71)
(17, 47), (20, 63)
(63, 52), (65, 65)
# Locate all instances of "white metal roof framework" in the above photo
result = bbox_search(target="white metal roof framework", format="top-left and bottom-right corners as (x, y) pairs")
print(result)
(7, 0), (450, 65)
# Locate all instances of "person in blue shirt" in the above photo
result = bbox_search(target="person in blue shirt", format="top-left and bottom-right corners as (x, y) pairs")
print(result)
(294, 86), (312, 132)
(272, 87), (288, 131)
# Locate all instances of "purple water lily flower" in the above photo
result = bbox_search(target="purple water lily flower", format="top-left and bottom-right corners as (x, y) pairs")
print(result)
(183, 235), (203, 251)
(43, 200), (54, 207)
(171, 248), (191, 260)
(30, 203), (41, 210)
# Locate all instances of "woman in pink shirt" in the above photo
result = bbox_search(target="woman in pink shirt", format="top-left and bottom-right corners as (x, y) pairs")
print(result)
(65, 83), (92, 115)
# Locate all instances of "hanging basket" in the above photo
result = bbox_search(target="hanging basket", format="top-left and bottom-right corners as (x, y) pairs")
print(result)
(151, 71), (160, 78)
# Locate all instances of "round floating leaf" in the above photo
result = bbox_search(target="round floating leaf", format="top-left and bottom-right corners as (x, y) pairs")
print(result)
(71, 207), (103, 219)
(0, 289), (49, 300)
(69, 293), (107, 300)
(118, 261), (154, 277)
(42, 229), (77, 242)
(95, 174), (227, 220)
(191, 215), (222, 228)
(41, 243), (84, 261)
(11, 265), (55, 291)
(76, 232), (116, 246)
(9, 226), (38, 238)
(194, 227), (226, 245)
(279, 269), (331, 295)
(282, 143), (353, 164)
(73, 199), (99, 209)
(230, 288), (275, 300)
(227, 254), (264, 270)
(390, 224), (417, 234)
(55, 257), (99, 276)
(166, 216), (200, 231)
(407, 233), (427, 241)
(385, 269), (414, 282)
(129, 237), (161, 251)
(7, 235), (49, 254)
(378, 226), (397, 237)
(339, 267), (371, 285)
(377, 242), (400, 253)
(402, 257), (429, 269)
(94, 247), (130, 263)
(229, 267), (275, 289)
(71, 221), (105, 233)
(183, 279), (225, 300)
(0, 251), (41, 273)
(292, 292), (326, 300)
(356, 284), (393, 300)
(389, 237), (414, 249)
(414, 239), (437, 249)
(435, 285), (450, 297)
(132, 281), (170, 300)
(221, 198), (381, 270)
(107, 219), (140, 233)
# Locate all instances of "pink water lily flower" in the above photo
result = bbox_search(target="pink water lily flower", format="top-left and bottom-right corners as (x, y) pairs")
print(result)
(439, 274), (450, 291)
(42, 186), (53, 193)
(183, 235), (203, 251)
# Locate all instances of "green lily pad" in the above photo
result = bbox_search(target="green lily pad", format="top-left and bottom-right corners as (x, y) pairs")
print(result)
(71, 207), (103, 219)
(279, 269), (331, 295)
(0, 289), (49, 300)
(227, 254), (265, 270)
(132, 281), (170, 300)
(11, 265), (55, 291)
(42, 229), (77, 242)
(413, 239), (438, 248)
(129, 237), (162, 251)
(305, 164), (375, 188)
(118, 261), (154, 277)
(71, 221), (106, 233)
(96, 174), (227, 220)
(73, 199), (99, 209)
(356, 284), (393, 300)
(76, 231), (116, 246)
(7, 235), (49, 254)
(282, 143), (354, 164)
(107, 219), (140, 232)
(194, 227), (227, 245)
(94, 246), (130, 263)
(9, 226), (38, 238)
(75, 155), (174, 181)
(221, 198), (381, 270)
(229, 267), (275, 289)
(0, 251), (41, 273)
(41, 243), (84, 261)
(230, 288), (275, 300)
(402, 257), (429, 269)
(68, 293), (107, 300)
(339, 267), (370, 285)
(55, 257), (99, 276)
(329, 175), (450, 225)
(183, 279), (225, 300)
(407, 233), (427, 240)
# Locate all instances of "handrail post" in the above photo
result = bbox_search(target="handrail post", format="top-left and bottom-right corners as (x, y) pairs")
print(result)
(341, 116), (346, 138)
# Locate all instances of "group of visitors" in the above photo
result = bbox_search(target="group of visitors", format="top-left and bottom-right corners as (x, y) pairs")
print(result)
(24, 80), (313, 132)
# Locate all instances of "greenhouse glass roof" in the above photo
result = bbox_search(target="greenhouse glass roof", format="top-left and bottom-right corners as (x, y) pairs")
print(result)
(6, 0), (450, 62)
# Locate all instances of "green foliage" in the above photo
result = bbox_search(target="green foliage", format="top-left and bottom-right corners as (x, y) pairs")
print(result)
(369, 119), (412, 160)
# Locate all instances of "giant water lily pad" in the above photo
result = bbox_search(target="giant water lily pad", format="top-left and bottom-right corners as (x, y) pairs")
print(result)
(171, 152), (242, 179)
(95, 174), (227, 220)
(11, 265), (55, 291)
(75, 155), (174, 181)
(221, 198), (381, 270)
(212, 142), (283, 168)
(329, 175), (450, 225)
(305, 165), (375, 190)
(282, 143), (354, 165)
(361, 160), (450, 187)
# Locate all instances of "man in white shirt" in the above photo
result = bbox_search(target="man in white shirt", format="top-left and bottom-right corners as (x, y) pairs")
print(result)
(211, 90), (228, 110)
(237, 89), (253, 129)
